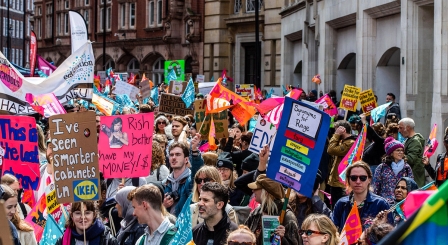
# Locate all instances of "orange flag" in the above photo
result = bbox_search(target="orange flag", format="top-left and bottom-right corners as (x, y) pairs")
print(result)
(339, 201), (362, 245)
(209, 117), (218, 150)
(206, 96), (233, 114)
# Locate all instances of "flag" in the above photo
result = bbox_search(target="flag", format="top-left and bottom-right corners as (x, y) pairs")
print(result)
(266, 87), (275, 98)
(25, 93), (67, 118)
(209, 117), (218, 151)
(370, 102), (392, 123)
(37, 55), (57, 76)
(182, 77), (195, 108)
(166, 68), (177, 84)
(263, 89), (302, 128)
(282, 85), (288, 95)
(25, 194), (47, 242)
(315, 94), (338, 117)
(151, 87), (159, 106)
(40, 210), (66, 245)
(69, 10), (88, 53)
(378, 181), (448, 245)
(206, 96), (232, 114)
(338, 124), (367, 182)
(338, 201), (362, 245)
(169, 194), (194, 245)
(424, 124), (439, 158)
(210, 76), (214, 82)
(312, 74), (321, 85)
(29, 31), (37, 76)
(128, 73), (136, 85)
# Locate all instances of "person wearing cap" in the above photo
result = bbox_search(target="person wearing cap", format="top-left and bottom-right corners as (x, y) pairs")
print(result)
(196, 93), (204, 100)
(245, 174), (300, 245)
(217, 152), (245, 206)
(372, 137), (414, 204)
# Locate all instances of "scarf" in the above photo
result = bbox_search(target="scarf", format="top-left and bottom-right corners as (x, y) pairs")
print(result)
(166, 167), (191, 192)
(222, 179), (230, 188)
(71, 219), (105, 245)
(117, 218), (138, 242)
(391, 159), (405, 176)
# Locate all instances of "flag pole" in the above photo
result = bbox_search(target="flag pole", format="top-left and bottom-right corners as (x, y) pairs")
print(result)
(81, 202), (86, 245)
(279, 188), (291, 224)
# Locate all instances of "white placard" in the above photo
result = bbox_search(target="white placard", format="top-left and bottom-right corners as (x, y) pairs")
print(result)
(196, 74), (205, 83)
(113, 80), (140, 101)
(249, 116), (277, 154)
(287, 103), (322, 139)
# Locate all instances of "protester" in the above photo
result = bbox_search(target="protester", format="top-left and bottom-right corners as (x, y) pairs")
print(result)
(35, 140), (54, 204)
(246, 174), (301, 245)
(36, 124), (47, 163)
(216, 152), (245, 206)
(193, 182), (238, 245)
(203, 152), (219, 166)
(327, 120), (357, 207)
(154, 115), (170, 137)
(348, 115), (362, 135)
(1, 174), (31, 219)
(55, 201), (118, 245)
(390, 177), (418, 226)
(145, 141), (170, 183)
(373, 137), (414, 204)
(226, 225), (257, 245)
(422, 133), (448, 187)
(308, 90), (318, 102)
(331, 161), (393, 231)
(358, 220), (394, 245)
(190, 166), (238, 226)
(385, 93), (401, 122)
(241, 153), (259, 175)
(398, 118), (425, 187)
(129, 185), (177, 245)
(106, 177), (146, 199)
(115, 186), (146, 245)
(224, 123), (245, 152)
(166, 116), (189, 153)
(300, 214), (340, 245)
(226, 134), (253, 176)
(361, 113), (387, 174)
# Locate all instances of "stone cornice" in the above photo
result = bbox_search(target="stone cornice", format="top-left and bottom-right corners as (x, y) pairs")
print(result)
(279, 1), (306, 18)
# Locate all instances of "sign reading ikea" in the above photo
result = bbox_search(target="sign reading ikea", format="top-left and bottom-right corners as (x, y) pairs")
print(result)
(73, 179), (99, 201)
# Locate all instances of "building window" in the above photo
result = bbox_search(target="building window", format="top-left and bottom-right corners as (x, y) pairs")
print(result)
(37, 6), (42, 16)
(105, 59), (115, 70)
(234, 0), (242, 13)
(12, 49), (15, 64)
(46, 4), (53, 38)
(85, 0), (89, 5)
(36, 19), (42, 38)
(120, 4), (126, 28)
(64, 13), (69, 34)
(152, 57), (165, 85)
(19, 21), (23, 39)
(129, 3), (135, 28)
(84, 10), (89, 32)
(65, 0), (69, 9)
(149, 1), (154, 26)
(246, 0), (263, 12)
(157, 0), (162, 25)
(127, 58), (140, 73)
(100, 7), (112, 31)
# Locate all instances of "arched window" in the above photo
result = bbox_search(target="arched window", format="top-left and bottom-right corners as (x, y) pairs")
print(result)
(105, 59), (115, 70)
(152, 57), (165, 85)
(127, 58), (140, 73)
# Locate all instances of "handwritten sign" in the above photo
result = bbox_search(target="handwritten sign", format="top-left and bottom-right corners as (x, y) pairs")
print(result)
(159, 93), (194, 116)
(140, 79), (151, 99)
(358, 89), (377, 115)
(249, 116), (277, 154)
(0, 201), (13, 245)
(49, 111), (101, 203)
(194, 99), (228, 140)
(235, 84), (255, 100)
(113, 80), (140, 101)
(339, 85), (361, 112)
(98, 113), (154, 178)
(196, 74), (205, 83)
(168, 80), (187, 95)
(267, 98), (330, 197)
(0, 116), (40, 190)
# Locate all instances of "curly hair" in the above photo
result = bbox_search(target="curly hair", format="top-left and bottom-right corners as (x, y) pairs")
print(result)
(151, 141), (166, 171)
(385, 123), (399, 138)
(371, 122), (386, 137)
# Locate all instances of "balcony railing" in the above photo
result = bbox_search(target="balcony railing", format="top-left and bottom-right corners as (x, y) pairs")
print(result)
(234, 0), (263, 14)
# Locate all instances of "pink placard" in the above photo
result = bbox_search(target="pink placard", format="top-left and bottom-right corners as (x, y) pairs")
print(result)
(0, 116), (40, 190)
(315, 94), (338, 117)
(98, 113), (154, 178)
(25, 93), (66, 118)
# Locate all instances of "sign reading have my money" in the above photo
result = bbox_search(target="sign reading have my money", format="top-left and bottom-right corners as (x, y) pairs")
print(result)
(267, 97), (330, 197)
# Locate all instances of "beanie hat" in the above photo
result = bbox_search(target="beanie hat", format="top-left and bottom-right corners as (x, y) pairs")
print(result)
(384, 136), (404, 155)
(216, 152), (234, 171)
(241, 153), (259, 172)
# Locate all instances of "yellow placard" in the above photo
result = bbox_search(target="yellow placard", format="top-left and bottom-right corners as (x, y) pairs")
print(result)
(358, 89), (378, 115)
(286, 139), (309, 155)
(339, 85), (361, 112)
(46, 189), (60, 214)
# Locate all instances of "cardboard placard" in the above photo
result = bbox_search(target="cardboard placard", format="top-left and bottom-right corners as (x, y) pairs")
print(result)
(196, 74), (205, 83)
(98, 113), (154, 178)
(267, 98), (330, 197)
(235, 84), (255, 100)
(168, 80), (187, 95)
(49, 111), (101, 204)
(194, 99), (228, 140)
(359, 89), (378, 115)
(0, 201), (13, 245)
(140, 79), (152, 99)
(339, 85), (361, 112)
(159, 93), (194, 116)
(0, 116), (40, 190)
(113, 80), (140, 101)
(249, 116), (277, 154)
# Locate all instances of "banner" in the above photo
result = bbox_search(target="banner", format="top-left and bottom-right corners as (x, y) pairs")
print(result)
(164, 60), (185, 83)
(69, 10), (88, 54)
(113, 80), (140, 101)
(194, 99), (228, 140)
(37, 55), (57, 76)
(98, 113), (154, 178)
(1, 116), (40, 190)
(0, 41), (94, 114)
(159, 93), (194, 116)
(235, 84), (255, 100)
(29, 31), (37, 77)
(359, 89), (377, 115)
(49, 111), (100, 203)
(249, 116), (277, 155)
(339, 85), (361, 112)
(267, 98), (330, 197)
(338, 124), (367, 182)
(25, 93), (67, 118)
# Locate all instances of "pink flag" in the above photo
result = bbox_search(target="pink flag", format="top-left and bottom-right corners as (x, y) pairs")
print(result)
(424, 124), (438, 158)
(25, 93), (67, 118)
(338, 124), (367, 183)
(263, 89), (302, 128)
(37, 55), (57, 76)
(316, 94), (338, 117)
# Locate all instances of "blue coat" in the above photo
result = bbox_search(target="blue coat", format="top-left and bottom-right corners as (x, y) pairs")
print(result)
(331, 191), (393, 231)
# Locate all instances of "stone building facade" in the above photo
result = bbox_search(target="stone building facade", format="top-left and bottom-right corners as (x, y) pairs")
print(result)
(280, 0), (447, 147)
(34, 0), (204, 85)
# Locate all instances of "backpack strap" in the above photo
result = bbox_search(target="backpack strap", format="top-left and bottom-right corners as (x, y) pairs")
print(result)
(18, 203), (28, 218)
(160, 225), (177, 245)
(132, 178), (140, 187)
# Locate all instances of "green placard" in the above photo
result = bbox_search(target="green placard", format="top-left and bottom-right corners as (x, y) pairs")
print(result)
(164, 60), (185, 83)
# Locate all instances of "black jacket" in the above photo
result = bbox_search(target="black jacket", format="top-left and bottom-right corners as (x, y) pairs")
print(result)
(193, 212), (238, 245)
(425, 152), (448, 187)
(55, 227), (118, 245)
(384, 102), (401, 123)
(362, 124), (386, 167)
(117, 222), (147, 245)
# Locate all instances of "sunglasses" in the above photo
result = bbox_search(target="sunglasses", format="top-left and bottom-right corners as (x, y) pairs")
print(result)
(228, 242), (254, 245)
(348, 175), (368, 182)
(299, 229), (326, 236)
(195, 177), (212, 184)
(157, 121), (167, 125)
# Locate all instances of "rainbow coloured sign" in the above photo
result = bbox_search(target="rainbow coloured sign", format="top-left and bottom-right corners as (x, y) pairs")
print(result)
(267, 98), (330, 197)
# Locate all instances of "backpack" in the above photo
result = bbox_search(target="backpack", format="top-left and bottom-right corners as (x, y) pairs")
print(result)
(138, 225), (177, 245)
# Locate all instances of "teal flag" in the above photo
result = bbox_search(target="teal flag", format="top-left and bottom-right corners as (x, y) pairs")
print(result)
(182, 77), (195, 108)
(151, 87), (159, 106)
(370, 102), (392, 123)
(169, 194), (193, 245)
(40, 211), (66, 245)
(166, 68), (177, 84)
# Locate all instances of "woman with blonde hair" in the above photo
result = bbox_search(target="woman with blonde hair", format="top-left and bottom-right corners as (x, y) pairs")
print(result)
(1, 184), (37, 245)
(301, 214), (340, 245)
(145, 141), (170, 182)
(227, 225), (256, 245)
(190, 166), (238, 226)
(1, 174), (31, 219)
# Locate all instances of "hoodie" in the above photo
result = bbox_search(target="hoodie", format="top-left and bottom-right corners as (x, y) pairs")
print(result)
(403, 133), (426, 187)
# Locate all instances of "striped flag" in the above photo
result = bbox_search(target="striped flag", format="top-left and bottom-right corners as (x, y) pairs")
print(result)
(206, 96), (232, 114)
(338, 124), (367, 183)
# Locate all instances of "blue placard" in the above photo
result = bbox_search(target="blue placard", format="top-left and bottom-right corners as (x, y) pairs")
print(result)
(267, 97), (330, 197)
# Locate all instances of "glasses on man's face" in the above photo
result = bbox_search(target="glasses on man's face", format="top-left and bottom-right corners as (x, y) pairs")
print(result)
(348, 175), (368, 182)
(299, 229), (326, 236)
(395, 185), (407, 191)
(195, 177), (212, 184)
(227, 241), (254, 245)
(73, 210), (94, 218)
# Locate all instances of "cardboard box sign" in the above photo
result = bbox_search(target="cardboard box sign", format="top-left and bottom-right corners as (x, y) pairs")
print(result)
(140, 79), (152, 99)
(168, 80), (188, 95)
(49, 111), (101, 204)
(159, 93), (194, 116)
(194, 99), (228, 140)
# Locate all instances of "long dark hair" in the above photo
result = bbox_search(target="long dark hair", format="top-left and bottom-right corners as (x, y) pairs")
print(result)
(111, 117), (123, 132)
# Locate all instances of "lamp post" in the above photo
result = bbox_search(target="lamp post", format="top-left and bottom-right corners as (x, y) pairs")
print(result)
(254, 0), (261, 88)
(6, 0), (10, 60)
